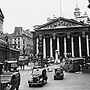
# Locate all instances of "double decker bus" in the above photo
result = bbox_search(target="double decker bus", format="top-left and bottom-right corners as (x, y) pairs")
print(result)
(63, 58), (85, 72)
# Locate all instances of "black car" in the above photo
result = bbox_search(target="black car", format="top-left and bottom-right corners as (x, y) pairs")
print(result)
(0, 63), (3, 75)
(0, 60), (20, 90)
(28, 66), (48, 87)
(54, 67), (64, 80)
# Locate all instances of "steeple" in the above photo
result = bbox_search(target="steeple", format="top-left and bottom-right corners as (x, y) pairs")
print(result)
(74, 0), (81, 20)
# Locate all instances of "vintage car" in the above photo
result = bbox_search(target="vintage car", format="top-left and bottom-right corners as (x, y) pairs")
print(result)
(54, 67), (64, 80)
(4, 60), (19, 72)
(63, 58), (85, 72)
(82, 63), (90, 73)
(0, 60), (20, 90)
(0, 63), (3, 75)
(82, 56), (90, 73)
(28, 66), (48, 87)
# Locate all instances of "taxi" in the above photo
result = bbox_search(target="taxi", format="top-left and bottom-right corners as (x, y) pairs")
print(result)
(54, 67), (64, 80)
(28, 66), (48, 87)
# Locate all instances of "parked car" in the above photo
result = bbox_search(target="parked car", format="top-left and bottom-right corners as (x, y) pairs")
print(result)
(0, 63), (3, 75)
(28, 66), (48, 87)
(82, 56), (90, 73)
(4, 60), (19, 72)
(63, 58), (84, 72)
(85, 56), (90, 63)
(0, 60), (20, 90)
(54, 67), (64, 80)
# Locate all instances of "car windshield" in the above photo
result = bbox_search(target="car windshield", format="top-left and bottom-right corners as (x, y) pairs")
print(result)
(32, 69), (42, 75)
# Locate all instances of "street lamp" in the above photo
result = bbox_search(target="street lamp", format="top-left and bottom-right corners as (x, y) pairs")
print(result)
(37, 34), (44, 68)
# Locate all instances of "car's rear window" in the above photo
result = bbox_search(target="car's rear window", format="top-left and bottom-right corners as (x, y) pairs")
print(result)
(33, 69), (42, 75)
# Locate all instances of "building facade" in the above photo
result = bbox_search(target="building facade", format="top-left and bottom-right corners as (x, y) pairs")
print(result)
(33, 16), (90, 61)
(0, 9), (20, 63)
(0, 8), (6, 63)
(7, 27), (33, 56)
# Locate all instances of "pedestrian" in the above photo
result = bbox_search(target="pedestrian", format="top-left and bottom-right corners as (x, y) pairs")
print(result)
(22, 61), (25, 70)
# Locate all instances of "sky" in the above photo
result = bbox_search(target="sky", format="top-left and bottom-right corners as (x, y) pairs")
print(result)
(0, 0), (89, 34)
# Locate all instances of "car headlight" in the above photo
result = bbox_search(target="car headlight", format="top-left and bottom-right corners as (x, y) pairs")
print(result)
(40, 78), (43, 81)
(5, 84), (12, 90)
(30, 77), (33, 80)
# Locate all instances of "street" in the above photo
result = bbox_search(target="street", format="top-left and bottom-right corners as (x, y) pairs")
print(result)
(19, 65), (90, 90)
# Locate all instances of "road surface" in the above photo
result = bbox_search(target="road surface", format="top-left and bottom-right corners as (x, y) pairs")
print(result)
(19, 65), (90, 90)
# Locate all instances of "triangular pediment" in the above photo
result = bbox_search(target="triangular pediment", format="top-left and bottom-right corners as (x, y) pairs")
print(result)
(35, 17), (88, 30)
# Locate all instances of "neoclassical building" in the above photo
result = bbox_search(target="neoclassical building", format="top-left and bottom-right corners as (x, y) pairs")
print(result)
(33, 3), (90, 60)
(33, 16), (90, 60)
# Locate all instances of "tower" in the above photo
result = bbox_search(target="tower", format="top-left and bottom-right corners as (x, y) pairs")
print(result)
(74, 0), (81, 21)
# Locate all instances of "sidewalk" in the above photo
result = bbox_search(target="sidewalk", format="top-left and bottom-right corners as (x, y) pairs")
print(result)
(18, 66), (32, 71)
(18, 63), (61, 71)
(18, 63), (34, 71)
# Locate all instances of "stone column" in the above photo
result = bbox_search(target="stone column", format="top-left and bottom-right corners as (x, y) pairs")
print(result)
(71, 36), (74, 57)
(50, 37), (53, 58)
(86, 35), (89, 56)
(36, 38), (39, 55)
(64, 36), (67, 57)
(43, 38), (46, 58)
(38, 34), (44, 67)
(79, 36), (82, 57)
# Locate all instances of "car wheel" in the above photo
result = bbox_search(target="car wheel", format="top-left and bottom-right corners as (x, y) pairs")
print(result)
(54, 76), (56, 80)
(29, 84), (31, 87)
(41, 81), (44, 86)
(60, 76), (63, 80)
(16, 86), (19, 90)
(46, 80), (47, 83)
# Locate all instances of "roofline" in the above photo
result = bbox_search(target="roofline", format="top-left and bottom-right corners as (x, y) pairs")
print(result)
(35, 25), (89, 31)
(34, 17), (88, 30)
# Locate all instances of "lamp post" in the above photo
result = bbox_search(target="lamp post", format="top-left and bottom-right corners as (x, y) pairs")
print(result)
(37, 34), (44, 68)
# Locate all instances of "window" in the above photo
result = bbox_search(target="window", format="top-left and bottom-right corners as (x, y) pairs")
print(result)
(14, 46), (16, 48)
(23, 39), (25, 44)
(18, 38), (20, 40)
(18, 45), (20, 48)
(18, 41), (20, 44)
(14, 41), (16, 45)
(14, 38), (16, 40)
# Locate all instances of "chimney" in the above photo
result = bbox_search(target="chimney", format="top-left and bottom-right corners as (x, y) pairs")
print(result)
(47, 17), (51, 21)
(53, 15), (57, 19)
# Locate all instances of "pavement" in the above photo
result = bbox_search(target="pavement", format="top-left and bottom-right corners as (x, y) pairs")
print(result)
(18, 63), (61, 71)
(18, 64), (33, 71)
(19, 64), (90, 90)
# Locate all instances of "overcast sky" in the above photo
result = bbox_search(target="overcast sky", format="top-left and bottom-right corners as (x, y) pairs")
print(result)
(0, 0), (89, 34)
